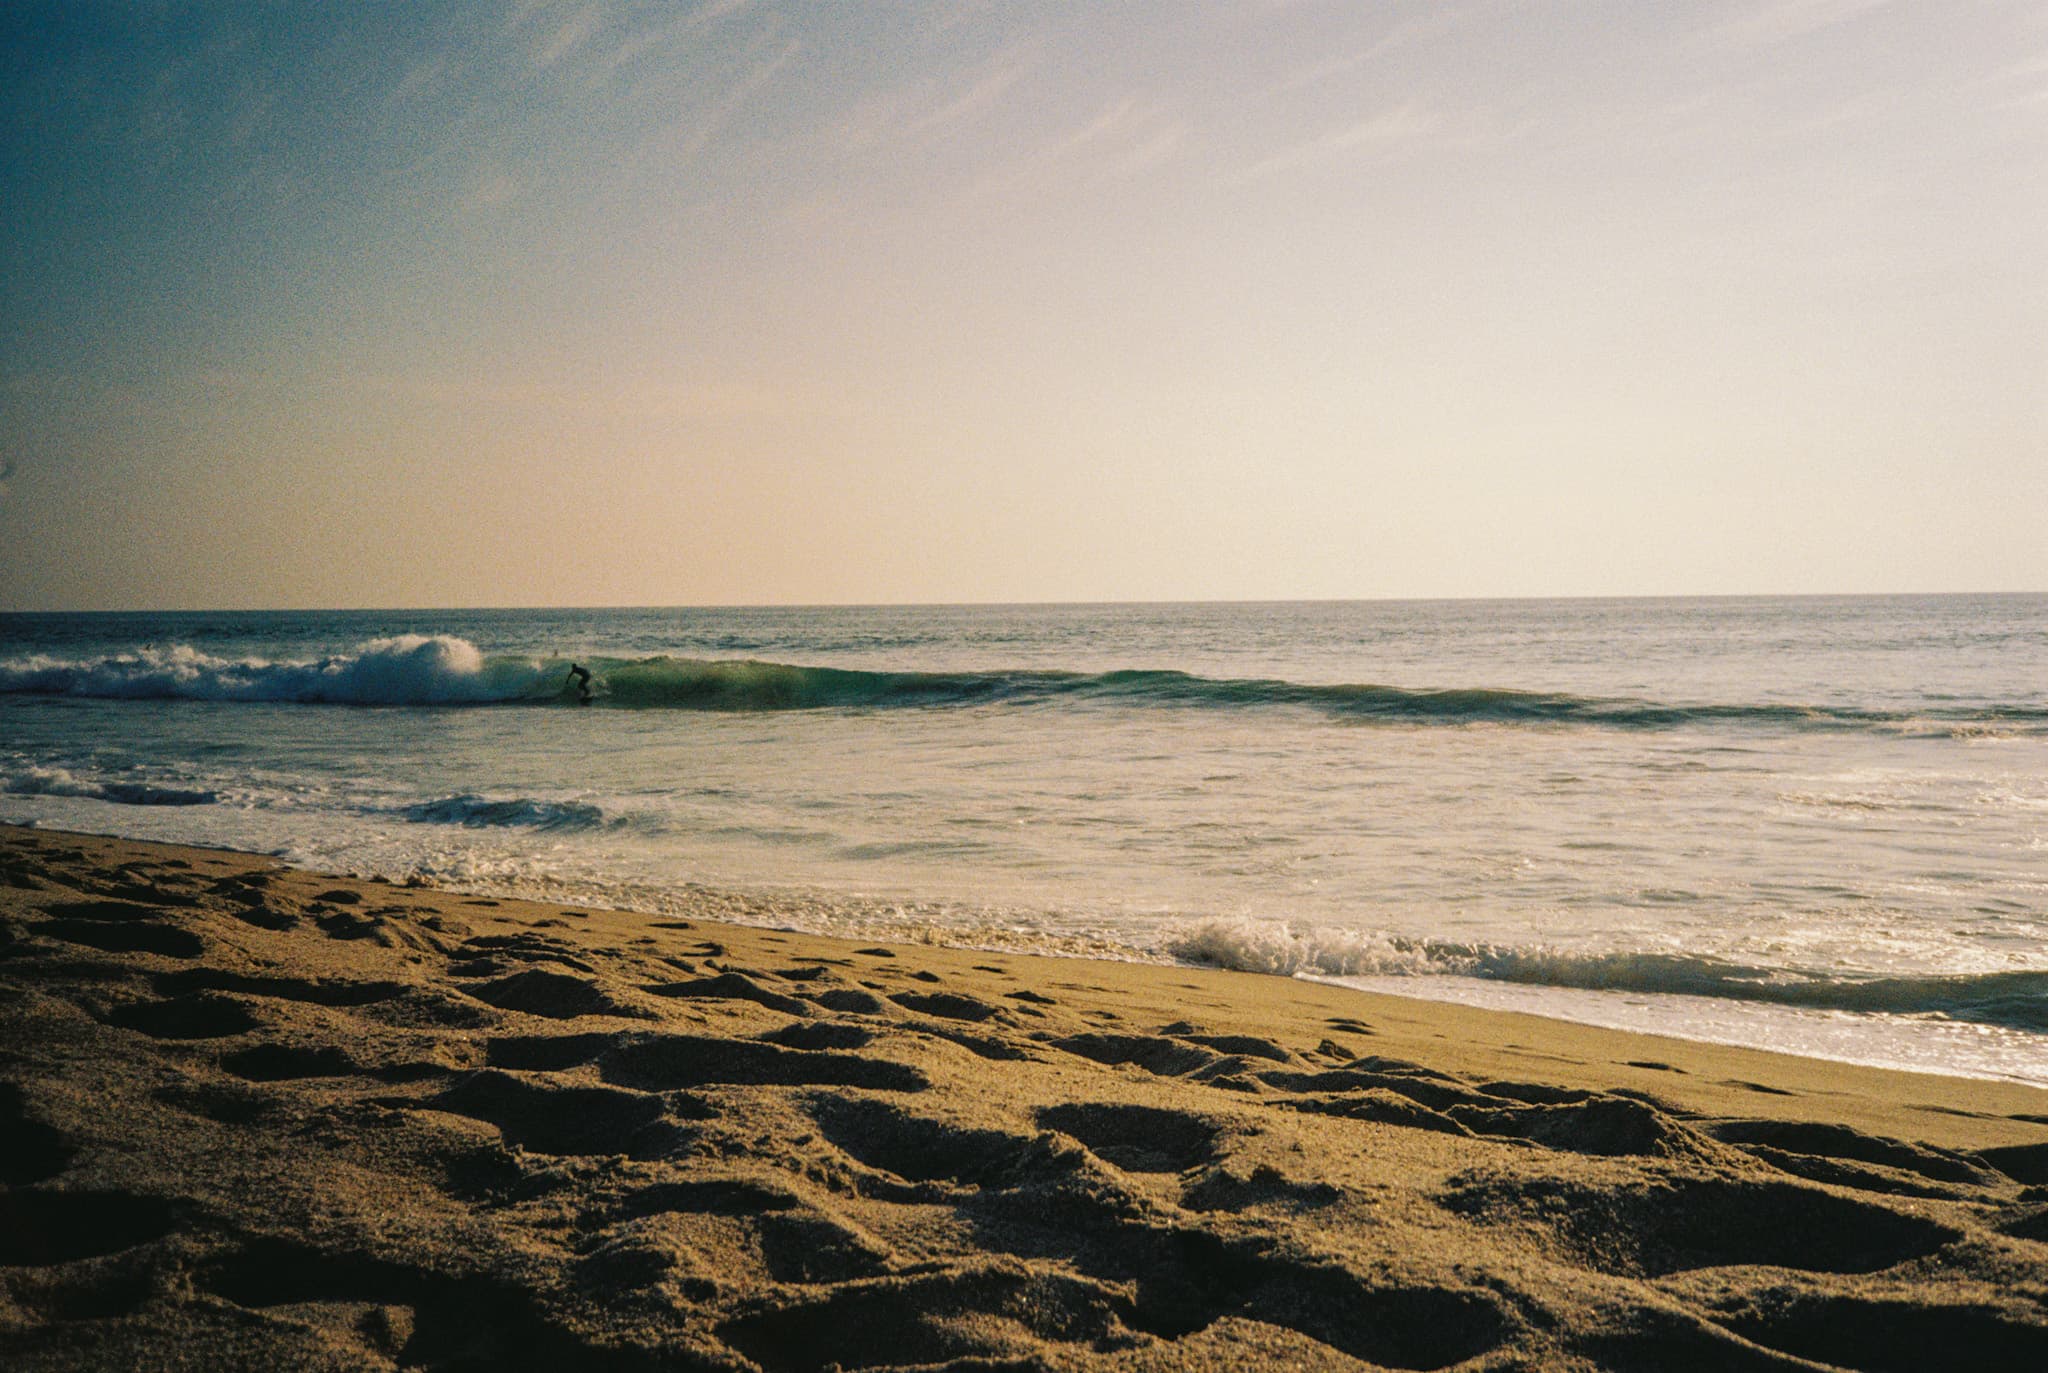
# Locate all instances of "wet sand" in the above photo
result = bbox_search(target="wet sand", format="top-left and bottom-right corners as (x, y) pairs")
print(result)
(3, 824), (2046, 1371)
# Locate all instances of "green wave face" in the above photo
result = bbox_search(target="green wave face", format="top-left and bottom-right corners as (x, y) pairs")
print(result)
(556, 656), (2046, 733)
(578, 657), (1049, 710)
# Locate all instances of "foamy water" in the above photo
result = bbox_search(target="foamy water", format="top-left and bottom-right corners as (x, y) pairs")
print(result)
(4, 598), (2045, 1083)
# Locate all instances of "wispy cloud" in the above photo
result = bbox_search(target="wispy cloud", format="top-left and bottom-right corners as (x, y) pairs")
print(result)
(588, 0), (754, 88)
(950, 97), (1186, 203)
(531, 6), (602, 70)
(384, 54), (448, 111)
(1228, 103), (1440, 182)
(1262, 3), (1475, 100)
(832, 46), (1032, 151)
(1049, 99), (1185, 171)
(1706, 0), (1892, 48)
(1270, 39), (1402, 97)
(688, 0), (755, 34)
(1770, 85), (1903, 138)
(1981, 51), (2048, 109)
(631, 35), (799, 171)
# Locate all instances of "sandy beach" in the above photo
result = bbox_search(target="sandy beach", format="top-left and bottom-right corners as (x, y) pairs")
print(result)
(3, 823), (2045, 1371)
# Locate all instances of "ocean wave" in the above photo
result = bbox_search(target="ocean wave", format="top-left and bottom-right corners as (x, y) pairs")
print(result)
(399, 793), (607, 833)
(0, 636), (551, 706)
(1167, 920), (2048, 1033)
(1, 765), (216, 807)
(4, 639), (2044, 733)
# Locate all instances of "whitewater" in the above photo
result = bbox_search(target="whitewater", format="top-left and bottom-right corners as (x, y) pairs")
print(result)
(4, 597), (2045, 1084)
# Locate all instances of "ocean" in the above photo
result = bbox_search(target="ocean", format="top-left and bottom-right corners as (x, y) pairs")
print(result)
(4, 596), (2044, 1085)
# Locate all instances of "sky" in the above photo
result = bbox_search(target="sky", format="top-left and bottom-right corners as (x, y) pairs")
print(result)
(2, 0), (2044, 610)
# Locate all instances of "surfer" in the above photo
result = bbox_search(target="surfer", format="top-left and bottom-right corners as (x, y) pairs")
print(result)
(566, 663), (593, 704)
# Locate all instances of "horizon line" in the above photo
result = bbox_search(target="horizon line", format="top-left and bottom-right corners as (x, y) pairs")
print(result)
(5, 589), (2044, 617)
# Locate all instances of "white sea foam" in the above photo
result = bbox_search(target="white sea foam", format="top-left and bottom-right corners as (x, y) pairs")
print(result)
(0, 636), (548, 705)
(1167, 918), (2048, 1032)
(1, 764), (216, 807)
(1165, 918), (1441, 977)
(400, 793), (608, 832)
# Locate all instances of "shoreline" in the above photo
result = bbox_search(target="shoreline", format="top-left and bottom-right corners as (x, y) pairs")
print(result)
(14, 813), (2047, 1093)
(5, 822), (2047, 1369)
(9, 822), (2048, 1137)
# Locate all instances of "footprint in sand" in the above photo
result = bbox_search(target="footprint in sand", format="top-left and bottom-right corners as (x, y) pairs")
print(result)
(37, 901), (205, 957)
(468, 968), (651, 1020)
(102, 994), (260, 1040)
(645, 971), (812, 1017)
(887, 990), (1004, 1023)
(1036, 1102), (1226, 1174)
(1439, 1173), (1960, 1278)
(762, 1021), (875, 1051)
(156, 967), (406, 1007)
(0, 1082), (74, 1184)
(809, 987), (887, 1014)
(1722, 1292), (2048, 1371)
(431, 1071), (685, 1159)
(221, 1043), (358, 1081)
(598, 1032), (929, 1093)
(0, 1189), (179, 1266)
(1713, 1119), (1993, 1188)
(456, 933), (596, 973)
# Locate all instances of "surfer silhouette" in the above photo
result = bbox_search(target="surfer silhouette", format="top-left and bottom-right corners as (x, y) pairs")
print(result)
(567, 663), (593, 704)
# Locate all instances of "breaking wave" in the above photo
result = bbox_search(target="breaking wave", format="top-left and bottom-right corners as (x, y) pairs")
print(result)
(1, 765), (216, 807)
(0, 636), (545, 706)
(399, 793), (607, 833)
(4, 637), (2044, 733)
(1167, 920), (2048, 1033)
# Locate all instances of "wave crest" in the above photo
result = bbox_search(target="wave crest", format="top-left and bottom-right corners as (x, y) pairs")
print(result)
(6, 641), (2045, 733)
(399, 793), (607, 832)
(1168, 919), (2048, 1033)
(0, 636), (550, 706)
(1, 765), (216, 807)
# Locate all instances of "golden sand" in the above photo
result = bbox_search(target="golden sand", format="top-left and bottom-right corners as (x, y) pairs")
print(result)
(3, 824), (2045, 1370)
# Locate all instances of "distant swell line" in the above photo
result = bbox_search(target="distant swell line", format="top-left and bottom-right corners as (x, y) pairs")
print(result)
(2, 638), (2042, 733)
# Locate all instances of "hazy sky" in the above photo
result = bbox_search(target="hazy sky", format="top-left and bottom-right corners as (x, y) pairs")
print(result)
(3, 1), (2043, 610)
